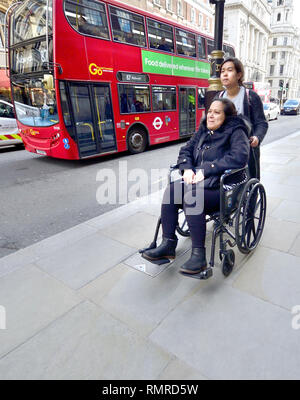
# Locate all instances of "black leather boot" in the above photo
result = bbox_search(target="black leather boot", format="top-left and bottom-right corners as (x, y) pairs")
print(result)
(142, 237), (178, 262)
(180, 247), (207, 274)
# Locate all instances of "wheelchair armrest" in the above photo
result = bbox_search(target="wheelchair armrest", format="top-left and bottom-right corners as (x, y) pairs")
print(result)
(168, 163), (182, 183)
(219, 167), (248, 223)
(220, 167), (248, 187)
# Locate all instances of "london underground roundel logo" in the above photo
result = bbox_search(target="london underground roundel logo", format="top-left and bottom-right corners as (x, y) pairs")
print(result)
(153, 117), (163, 130)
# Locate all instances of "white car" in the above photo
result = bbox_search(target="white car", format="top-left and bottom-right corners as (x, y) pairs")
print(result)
(0, 100), (23, 148)
(263, 102), (280, 121)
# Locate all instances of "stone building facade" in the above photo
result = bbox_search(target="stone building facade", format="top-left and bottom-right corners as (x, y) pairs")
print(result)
(121, 0), (214, 36)
(223, 0), (271, 82)
(265, 0), (300, 100)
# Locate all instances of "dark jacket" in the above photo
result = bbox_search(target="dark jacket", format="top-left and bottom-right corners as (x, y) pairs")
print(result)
(218, 89), (268, 180)
(177, 115), (250, 189)
(243, 90), (268, 180)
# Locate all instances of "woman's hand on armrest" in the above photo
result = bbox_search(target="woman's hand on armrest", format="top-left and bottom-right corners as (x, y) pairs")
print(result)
(183, 169), (195, 184)
(192, 169), (204, 184)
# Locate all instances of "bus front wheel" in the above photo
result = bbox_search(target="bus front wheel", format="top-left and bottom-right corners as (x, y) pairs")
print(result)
(127, 127), (147, 154)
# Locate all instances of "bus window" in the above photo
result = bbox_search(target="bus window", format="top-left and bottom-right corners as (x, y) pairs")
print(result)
(118, 84), (150, 113)
(147, 19), (174, 53)
(198, 36), (206, 59)
(175, 29), (196, 58)
(207, 38), (214, 57)
(64, 0), (109, 40)
(110, 6), (146, 47)
(152, 86), (176, 111)
(11, 0), (52, 45)
(12, 76), (59, 127)
(223, 44), (235, 58)
(198, 88), (206, 109)
(10, 39), (53, 75)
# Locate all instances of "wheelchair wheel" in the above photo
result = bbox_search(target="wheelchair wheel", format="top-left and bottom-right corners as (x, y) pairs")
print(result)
(221, 250), (235, 277)
(176, 209), (190, 237)
(235, 179), (266, 254)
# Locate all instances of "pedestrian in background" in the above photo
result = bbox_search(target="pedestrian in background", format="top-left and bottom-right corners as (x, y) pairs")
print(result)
(219, 57), (268, 180)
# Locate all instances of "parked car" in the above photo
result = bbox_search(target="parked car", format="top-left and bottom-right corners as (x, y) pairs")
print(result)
(282, 99), (300, 115)
(0, 100), (23, 148)
(263, 102), (280, 121)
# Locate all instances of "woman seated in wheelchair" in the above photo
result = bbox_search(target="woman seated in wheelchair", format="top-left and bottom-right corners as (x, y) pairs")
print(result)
(142, 98), (250, 274)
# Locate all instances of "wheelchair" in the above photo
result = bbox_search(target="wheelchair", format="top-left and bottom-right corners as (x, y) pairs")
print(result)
(139, 165), (267, 280)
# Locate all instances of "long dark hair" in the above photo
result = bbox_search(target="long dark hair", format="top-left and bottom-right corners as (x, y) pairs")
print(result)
(220, 57), (245, 87)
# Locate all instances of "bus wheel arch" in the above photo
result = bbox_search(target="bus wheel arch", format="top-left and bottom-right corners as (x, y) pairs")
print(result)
(126, 124), (149, 154)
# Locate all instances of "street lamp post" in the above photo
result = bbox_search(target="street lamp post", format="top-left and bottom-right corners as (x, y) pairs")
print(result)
(205, 0), (226, 112)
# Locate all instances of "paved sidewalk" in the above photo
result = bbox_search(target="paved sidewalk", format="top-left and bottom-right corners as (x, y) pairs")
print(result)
(1, 132), (300, 380)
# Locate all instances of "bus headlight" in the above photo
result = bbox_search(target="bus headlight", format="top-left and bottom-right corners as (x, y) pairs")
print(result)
(52, 133), (60, 141)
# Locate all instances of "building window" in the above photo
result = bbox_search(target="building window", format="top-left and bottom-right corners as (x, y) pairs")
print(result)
(166, 0), (172, 12)
(270, 65), (274, 75)
(153, 0), (161, 5)
(283, 37), (287, 45)
(268, 80), (273, 88)
(273, 38), (277, 46)
(191, 8), (195, 24)
(0, 11), (5, 49)
(271, 51), (276, 59)
(177, 1), (183, 17)
(198, 13), (203, 27)
(277, 0), (283, 5)
(281, 51), (285, 59)
(277, 13), (281, 22)
(223, 43), (235, 58)
(280, 65), (284, 75)
(205, 17), (209, 31)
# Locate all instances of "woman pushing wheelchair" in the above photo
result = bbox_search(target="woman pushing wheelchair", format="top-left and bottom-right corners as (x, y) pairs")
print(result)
(142, 98), (250, 275)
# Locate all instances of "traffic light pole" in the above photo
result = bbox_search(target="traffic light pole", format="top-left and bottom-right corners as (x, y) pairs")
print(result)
(205, 0), (226, 113)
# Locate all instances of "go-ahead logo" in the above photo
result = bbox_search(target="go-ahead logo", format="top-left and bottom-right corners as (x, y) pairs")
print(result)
(89, 63), (113, 76)
(153, 117), (163, 130)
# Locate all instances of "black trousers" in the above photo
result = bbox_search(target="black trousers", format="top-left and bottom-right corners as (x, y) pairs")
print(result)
(161, 180), (220, 248)
(249, 147), (260, 180)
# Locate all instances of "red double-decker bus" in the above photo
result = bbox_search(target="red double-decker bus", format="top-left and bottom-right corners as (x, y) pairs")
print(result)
(8, 0), (235, 159)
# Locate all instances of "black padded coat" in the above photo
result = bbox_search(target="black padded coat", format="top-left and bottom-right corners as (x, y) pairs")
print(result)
(177, 115), (250, 189)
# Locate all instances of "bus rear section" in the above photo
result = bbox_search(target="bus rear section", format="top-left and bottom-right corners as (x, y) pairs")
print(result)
(8, 0), (75, 158)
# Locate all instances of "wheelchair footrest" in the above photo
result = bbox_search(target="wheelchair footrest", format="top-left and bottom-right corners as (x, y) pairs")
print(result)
(180, 267), (213, 280)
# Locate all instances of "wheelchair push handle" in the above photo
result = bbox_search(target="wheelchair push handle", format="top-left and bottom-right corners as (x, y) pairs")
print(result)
(169, 163), (179, 170)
